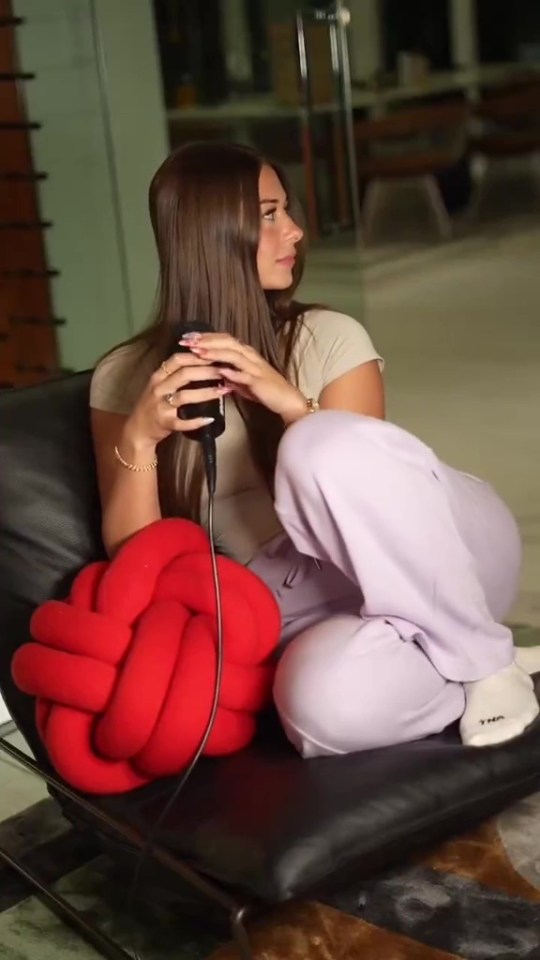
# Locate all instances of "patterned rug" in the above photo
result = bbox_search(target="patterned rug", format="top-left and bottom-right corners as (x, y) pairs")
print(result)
(1, 628), (539, 960)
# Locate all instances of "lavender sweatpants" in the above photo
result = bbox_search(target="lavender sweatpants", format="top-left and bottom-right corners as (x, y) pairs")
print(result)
(248, 411), (521, 758)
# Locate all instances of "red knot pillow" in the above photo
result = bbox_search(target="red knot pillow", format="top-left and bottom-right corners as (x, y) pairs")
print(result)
(12, 518), (281, 794)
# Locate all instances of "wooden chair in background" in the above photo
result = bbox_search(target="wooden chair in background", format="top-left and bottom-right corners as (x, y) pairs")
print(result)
(354, 100), (470, 243)
(470, 80), (540, 214)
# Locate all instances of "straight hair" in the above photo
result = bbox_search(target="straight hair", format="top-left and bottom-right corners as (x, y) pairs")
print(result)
(113, 141), (313, 520)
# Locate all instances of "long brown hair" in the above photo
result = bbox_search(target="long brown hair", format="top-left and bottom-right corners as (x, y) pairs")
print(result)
(129, 141), (311, 520)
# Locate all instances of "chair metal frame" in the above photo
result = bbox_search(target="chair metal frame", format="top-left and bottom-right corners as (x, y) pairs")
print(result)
(0, 735), (255, 960)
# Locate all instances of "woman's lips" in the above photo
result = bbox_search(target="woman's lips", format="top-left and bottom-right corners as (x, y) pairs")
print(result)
(276, 256), (296, 268)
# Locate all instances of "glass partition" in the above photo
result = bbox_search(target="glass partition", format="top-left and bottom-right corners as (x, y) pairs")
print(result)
(153, 0), (365, 319)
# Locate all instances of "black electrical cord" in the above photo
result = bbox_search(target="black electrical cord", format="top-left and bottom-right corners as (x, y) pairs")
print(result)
(129, 435), (222, 959)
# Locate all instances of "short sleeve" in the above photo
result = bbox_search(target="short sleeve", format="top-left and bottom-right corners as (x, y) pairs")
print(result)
(89, 343), (154, 415)
(294, 309), (384, 398)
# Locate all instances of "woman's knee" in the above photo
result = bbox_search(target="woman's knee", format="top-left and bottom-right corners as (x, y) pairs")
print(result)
(277, 411), (371, 478)
(276, 411), (437, 496)
(273, 615), (404, 757)
(273, 614), (464, 758)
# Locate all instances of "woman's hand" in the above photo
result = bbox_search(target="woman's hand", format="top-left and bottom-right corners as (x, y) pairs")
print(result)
(119, 351), (231, 455)
(180, 332), (308, 425)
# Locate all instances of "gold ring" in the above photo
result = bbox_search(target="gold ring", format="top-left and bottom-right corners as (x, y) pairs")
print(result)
(161, 361), (171, 376)
(165, 392), (175, 406)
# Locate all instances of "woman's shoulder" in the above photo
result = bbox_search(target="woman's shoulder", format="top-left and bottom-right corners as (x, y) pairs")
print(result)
(297, 307), (380, 357)
(293, 307), (384, 390)
(300, 306), (366, 335)
(90, 339), (155, 415)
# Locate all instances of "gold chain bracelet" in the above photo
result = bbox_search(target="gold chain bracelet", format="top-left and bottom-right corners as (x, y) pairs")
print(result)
(114, 445), (158, 473)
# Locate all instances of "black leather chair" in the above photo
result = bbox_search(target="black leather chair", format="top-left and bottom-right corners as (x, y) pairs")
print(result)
(1, 372), (540, 960)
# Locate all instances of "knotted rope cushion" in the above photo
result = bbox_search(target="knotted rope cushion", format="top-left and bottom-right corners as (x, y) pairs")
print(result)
(12, 518), (281, 794)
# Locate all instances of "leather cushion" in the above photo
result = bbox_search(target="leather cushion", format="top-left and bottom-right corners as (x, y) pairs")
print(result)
(93, 702), (540, 901)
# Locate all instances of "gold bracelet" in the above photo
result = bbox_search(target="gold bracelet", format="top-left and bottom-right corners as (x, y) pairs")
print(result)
(114, 445), (158, 473)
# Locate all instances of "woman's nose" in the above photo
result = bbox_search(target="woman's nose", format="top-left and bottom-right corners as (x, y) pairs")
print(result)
(284, 214), (303, 244)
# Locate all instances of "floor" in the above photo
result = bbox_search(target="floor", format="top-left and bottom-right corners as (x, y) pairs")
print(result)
(2, 188), (540, 825)
(370, 218), (540, 630)
(303, 203), (540, 630)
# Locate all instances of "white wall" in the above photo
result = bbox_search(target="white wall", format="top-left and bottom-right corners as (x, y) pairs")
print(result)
(13, 0), (168, 370)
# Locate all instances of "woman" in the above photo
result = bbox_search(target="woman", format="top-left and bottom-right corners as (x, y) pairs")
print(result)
(90, 141), (538, 759)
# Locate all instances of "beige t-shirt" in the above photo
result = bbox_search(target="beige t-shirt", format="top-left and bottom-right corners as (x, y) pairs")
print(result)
(90, 309), (383, 563)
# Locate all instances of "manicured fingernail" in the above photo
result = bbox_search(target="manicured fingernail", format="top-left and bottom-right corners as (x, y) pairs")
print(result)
(179, 333), (201, 342)
(202, 417), (215, 424)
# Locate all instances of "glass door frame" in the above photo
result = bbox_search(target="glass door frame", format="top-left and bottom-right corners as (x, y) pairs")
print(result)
(294, 0), (362, 242)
